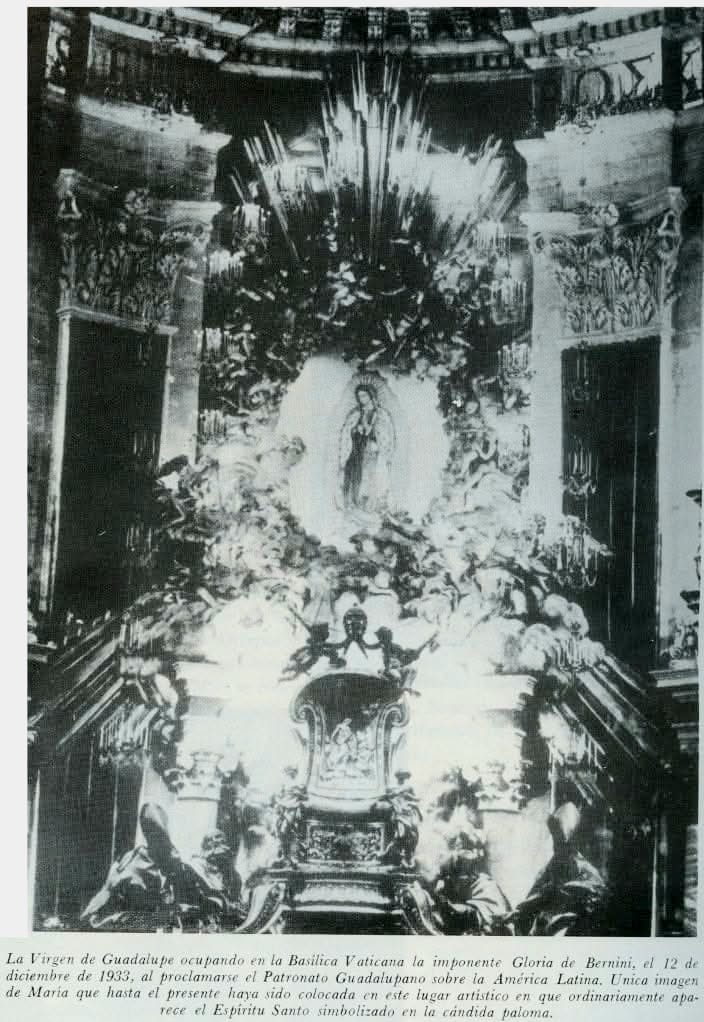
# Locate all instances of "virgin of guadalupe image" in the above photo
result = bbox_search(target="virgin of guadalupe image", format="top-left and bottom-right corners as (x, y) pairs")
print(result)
(339, 383), (396, 518)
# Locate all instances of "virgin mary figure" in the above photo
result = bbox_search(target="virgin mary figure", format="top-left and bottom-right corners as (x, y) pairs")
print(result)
(339, 384), (395, 516)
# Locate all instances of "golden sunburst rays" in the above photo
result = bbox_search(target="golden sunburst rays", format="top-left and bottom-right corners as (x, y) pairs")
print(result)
(242, 57), (517, 272)
(243, 121), (320, 264)
(321, 55), (434, 266)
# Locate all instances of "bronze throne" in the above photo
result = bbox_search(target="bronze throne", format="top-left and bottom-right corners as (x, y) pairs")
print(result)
(235, 609), (439, 933)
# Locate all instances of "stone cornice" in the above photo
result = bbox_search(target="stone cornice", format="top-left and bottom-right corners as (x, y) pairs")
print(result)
(218, 62), (324, 83)
(237, 32), (514, 56)
(529, 7), (664, 47)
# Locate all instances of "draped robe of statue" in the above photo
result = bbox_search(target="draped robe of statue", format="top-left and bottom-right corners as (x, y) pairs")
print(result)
(339, 391), (395, 515)
(80, 804), (241, 932)
(508, 802), (607, 936)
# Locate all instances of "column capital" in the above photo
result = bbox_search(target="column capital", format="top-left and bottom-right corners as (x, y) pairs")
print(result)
(173, 750), (224, 801)
(522, 194), (686, 338)
(55, 170), (221, 327)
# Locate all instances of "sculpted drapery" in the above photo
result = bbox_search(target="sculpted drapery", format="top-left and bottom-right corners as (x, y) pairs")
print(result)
(339, 384), (395, 515)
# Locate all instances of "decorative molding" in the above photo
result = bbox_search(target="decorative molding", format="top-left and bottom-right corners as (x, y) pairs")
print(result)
(529, 7), (665, 48)
(367, 9), (385, 44)
(277, 10), (300, 39)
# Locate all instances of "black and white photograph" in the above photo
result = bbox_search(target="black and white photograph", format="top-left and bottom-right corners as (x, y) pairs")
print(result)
(27, 5), (701, 937)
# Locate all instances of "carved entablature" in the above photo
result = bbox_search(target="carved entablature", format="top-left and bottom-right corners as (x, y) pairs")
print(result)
(524, 189), (686, 339)
(56, 170), (214, 327)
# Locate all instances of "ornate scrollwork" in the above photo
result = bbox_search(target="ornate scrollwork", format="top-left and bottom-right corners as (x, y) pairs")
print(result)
(235, 880), (288, 934)
(397, 881), (443, 935)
